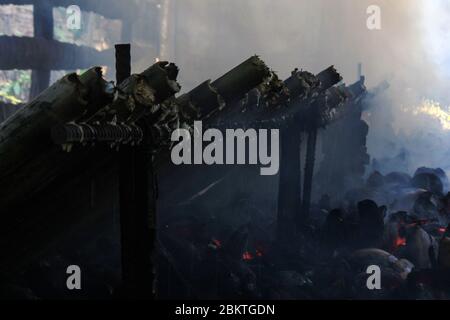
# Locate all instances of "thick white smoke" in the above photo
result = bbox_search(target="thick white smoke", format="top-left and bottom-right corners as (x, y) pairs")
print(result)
(160, 0), (450, 176)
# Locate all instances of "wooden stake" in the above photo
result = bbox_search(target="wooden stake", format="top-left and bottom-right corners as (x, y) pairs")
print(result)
(116, 44), (155, 299)
(277, 123), (302, 241)
(301, 128), (318, 222)
(29, 0), (53, 100)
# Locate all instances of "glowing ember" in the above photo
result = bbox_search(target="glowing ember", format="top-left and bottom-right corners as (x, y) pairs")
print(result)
(212, 239), (222, 248)
(395, 237), (407, 247)
(242, 252), (254, 261)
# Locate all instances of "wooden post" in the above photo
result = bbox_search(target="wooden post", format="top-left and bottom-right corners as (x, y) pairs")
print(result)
(301, 128), (318, 222)
(30, 0), (53, 99)
(116, 44), (155, 299)
(0, 36), (115, 70)
(277, 122), (302, 241)
(132, 123), (157, 298)
(115, 44), (131, 84)
(116, 44), (134, 295)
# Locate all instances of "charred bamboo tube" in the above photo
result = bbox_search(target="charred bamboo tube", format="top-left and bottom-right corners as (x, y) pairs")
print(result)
(346, 78), (367, 99)
(140, 61), (180, 104)
(151, 56), (271, 147)
(211, 55), (270, 103)
(326, 86), (349, 110)
(0, 68), (112, 210)
(53, 57), (269, 148)
(0, 60), (180, 210)
(284, 70), (319, 99)
(316, 66), (342, 91)
(177, 80), (225, 120)
(58, 61), (181, 145)
(261, 66), (342, 127)
(177, 56), (270, 121)
(0, 67), (110, 181)
(108, 61), (180, 123)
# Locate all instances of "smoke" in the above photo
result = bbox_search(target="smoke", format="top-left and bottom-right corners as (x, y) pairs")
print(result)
(363, 0), (450, 176)
(162, 0), (450, 176)
(167, 0), (427, 86)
